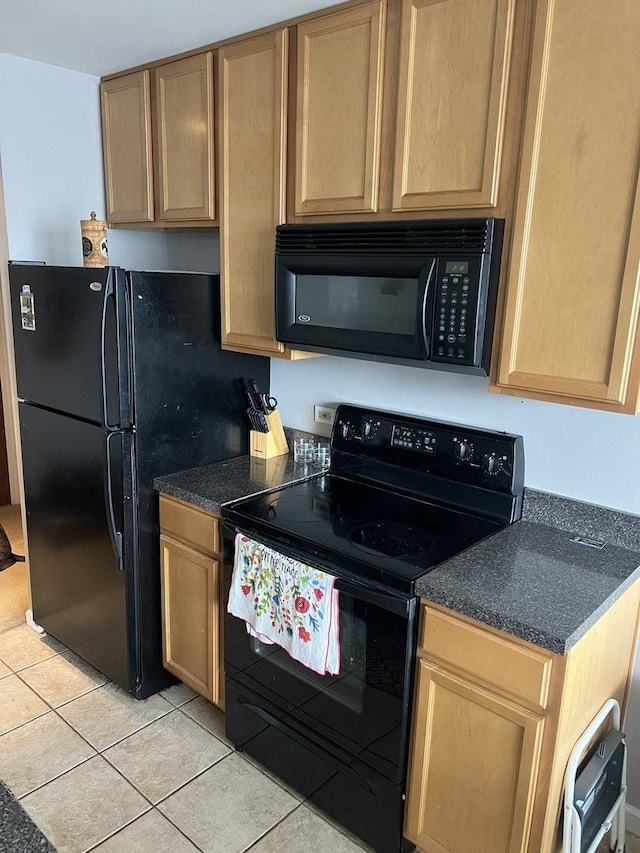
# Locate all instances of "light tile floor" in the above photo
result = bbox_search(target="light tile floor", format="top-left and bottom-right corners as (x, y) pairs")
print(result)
(0, 620), (370, 853)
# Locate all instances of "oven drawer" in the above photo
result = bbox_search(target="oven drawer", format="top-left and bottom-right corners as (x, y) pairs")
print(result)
(159, 494), (220, 556)
(419, 604), (553, 710)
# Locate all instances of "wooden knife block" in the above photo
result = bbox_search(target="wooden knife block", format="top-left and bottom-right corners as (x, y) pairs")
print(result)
(249, 410), (289, 459)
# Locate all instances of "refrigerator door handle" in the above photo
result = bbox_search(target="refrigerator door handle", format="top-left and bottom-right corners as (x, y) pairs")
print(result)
(121, 272), (133, 429)
(105, 430), (124, 571)
(101, 268), (120, 431)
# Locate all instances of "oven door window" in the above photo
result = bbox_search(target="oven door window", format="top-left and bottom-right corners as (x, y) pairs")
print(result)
(225, 583), (413, 781)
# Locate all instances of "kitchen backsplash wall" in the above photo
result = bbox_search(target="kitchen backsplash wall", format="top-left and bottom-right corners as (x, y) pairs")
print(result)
(271, 356), (640, 516)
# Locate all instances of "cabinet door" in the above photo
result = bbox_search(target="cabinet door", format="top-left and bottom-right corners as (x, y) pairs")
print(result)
(155, 53), (216, 222)
(405, 660), (543, 853)
(295, 1), (385, 215)
(219, 31), (289, 355)
(101, 71), (154, 223)
(160, 534), (220, 704)
(496, 0), (640, 410)
(392, 0), (515, 211)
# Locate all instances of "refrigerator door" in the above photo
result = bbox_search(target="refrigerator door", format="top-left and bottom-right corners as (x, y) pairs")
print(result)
(19, 402), (135, 689)
(125, 271), (271, 697)
(9, 264), (129, 428)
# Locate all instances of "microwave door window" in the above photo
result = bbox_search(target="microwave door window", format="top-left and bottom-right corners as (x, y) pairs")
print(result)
(295, 274), (418, 334)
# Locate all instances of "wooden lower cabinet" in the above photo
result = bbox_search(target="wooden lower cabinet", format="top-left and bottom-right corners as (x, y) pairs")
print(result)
(406, 593), (640, 853)
(406, 661), (543, 853)
(159, 495), (223, 706)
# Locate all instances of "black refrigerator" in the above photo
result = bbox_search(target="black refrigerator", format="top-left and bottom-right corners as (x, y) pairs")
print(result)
(9, 264), (270, 698)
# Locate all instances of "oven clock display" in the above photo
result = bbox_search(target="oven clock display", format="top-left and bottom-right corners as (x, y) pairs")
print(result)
(391, 425), (436, 453)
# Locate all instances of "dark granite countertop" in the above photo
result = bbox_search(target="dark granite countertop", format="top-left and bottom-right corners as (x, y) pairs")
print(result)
(154, 453), (319, 514)
(155, 447), (640, 656)
(415, 520), (640, 654)
(154, 427), (325, 514)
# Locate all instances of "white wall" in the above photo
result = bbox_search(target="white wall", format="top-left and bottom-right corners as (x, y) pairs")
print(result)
(0, 53), (178, 270)
(272, 356), (640, 514)
(108, 229), (170, 270)
(166, 231), (219, 273)
(0, 54), (105, 264)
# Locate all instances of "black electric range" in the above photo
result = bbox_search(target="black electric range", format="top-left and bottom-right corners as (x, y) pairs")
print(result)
(224, 404), (524, 593)
(221, 404), (524, 853)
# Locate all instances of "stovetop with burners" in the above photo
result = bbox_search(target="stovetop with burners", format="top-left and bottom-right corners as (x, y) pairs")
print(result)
(222, 404), (525, 594)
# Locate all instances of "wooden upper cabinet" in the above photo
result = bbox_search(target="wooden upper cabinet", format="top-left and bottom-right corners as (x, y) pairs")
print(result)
(219, 31), (289, 355)
(392, 0), (515, 211)
(154, 53), (215, 222)
(101, 71), (154, 223)
(496, 0), (640, 412)
(295, 1), (386, 215)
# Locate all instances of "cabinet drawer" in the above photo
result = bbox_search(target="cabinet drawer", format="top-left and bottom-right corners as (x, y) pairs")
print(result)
(159, 494), (220, 556)
(420, 605), (553, 709)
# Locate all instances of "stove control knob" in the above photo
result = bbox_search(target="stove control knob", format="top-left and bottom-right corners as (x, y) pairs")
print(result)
(457, 440), (473, 461)
(362, 419), (377, 439)
(483, 453), (503, 475)
(340, 422), (353, 441)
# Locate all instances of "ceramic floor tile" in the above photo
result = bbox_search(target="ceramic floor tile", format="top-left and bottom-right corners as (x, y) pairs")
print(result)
(18, 649), (108, 707)
(0, 658), (11, 679)
(158, 752), (297, 853)
(247, 803), (368, 852)
(160, 682), (198, 708)
(0, 674), (49, 735)
(0, 710), (96, 797)
(89, 809), (201, 853)
(20, 755), (150, 853)
(57, 682), (173, 751)
(103, 709), (231, 803)
(0, 622), (65, 671)
(180, 695), (231, 744)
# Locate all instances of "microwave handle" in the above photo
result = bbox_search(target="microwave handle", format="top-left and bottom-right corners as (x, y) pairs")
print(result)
(419, 258), (437, 356)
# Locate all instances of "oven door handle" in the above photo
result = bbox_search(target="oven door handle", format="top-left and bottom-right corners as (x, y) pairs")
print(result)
(334, 577), (415, 619)
(225, 524), (415, 619)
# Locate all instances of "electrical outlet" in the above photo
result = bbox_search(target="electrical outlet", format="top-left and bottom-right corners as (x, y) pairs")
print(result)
(314, 405), (336, 425)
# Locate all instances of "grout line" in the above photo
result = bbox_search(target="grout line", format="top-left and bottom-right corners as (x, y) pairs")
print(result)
(79, 807), (154, 853)
(15, 752), (99, 802)
(101, 731), (231, 808)
(137, 806), (209, 853)
(242, 801), (304, 852)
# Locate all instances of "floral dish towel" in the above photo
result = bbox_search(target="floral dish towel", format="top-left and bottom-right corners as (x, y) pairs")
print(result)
(228, 533), (340, 676)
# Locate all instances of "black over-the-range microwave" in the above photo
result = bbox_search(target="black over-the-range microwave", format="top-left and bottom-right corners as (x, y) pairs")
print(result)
(275, 217), (504, 375)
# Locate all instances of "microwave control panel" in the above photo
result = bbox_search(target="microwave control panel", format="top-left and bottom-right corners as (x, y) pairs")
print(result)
(432, 259), (481, 365)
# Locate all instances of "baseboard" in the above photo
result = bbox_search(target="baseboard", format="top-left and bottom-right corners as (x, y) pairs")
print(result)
(25, 609), (44, 634)
(626, 802), (640, 836)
